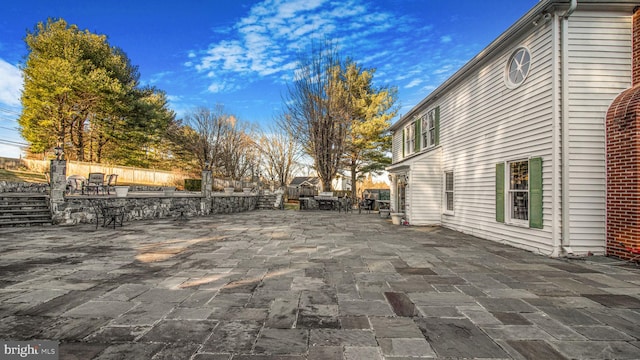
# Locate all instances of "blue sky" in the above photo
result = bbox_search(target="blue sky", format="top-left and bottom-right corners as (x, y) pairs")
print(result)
(0, 0), (538, 158)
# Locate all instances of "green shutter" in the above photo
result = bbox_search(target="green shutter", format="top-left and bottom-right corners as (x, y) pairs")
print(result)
(402, 128), (405, 157)
(414, 120), (421, 152)
(496, 163), (505, 223)
(529, 157), (543, 229)
(435, 106), (440, 146)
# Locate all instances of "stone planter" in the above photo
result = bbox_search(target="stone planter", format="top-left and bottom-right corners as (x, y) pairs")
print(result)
(224, 187), (234, 194)
(390, 213), (404, 225)
(163, 187), (176, 196)
(379, 209), (390, 219)
(114, 186), (129, 198)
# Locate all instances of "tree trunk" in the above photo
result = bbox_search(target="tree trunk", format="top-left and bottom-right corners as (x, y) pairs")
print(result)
(350, 161), (358, 200)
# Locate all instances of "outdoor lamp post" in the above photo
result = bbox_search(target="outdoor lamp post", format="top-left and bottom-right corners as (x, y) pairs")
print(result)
(53, 146), (64, 160)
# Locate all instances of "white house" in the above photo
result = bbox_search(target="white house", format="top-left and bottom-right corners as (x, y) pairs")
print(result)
(332, 172), (352, 192)
(388, 0), (639, 258)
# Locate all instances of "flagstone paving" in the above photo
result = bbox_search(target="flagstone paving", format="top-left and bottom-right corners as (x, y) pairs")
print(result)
(1, 210), (639, 359)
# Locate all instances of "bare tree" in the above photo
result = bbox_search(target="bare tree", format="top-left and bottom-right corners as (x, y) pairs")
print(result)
(181, 105), (231, 174)
(258, 124), (300, 188)
(218, 117), (260, 180)
(280, 41), (349, 192)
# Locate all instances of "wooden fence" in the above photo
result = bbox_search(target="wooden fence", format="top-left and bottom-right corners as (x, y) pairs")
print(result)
(287, 186), (318, 200)
(1, 157), (187, 186)
(0, 156), (260, 189)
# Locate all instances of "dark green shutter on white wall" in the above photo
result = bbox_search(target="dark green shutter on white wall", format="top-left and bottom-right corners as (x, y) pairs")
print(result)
(414, 120), (421, 152)
(402, 128), (405, 158)
(495, 163), (505, 223)
(495, 158), (543, 228)
(529, 157), (543, 229)
(435, 106), (440, 146)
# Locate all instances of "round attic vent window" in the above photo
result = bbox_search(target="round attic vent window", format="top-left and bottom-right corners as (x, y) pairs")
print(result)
(506, 47), (531, 88)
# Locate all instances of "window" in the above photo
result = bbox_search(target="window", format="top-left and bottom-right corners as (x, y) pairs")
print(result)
(421, 109), (437, 149)
(404, 122), (415, 156)
(402, 106), (439, 157)
(508, 160), (529, 223)
(495, 158), (543, 228)
(444, 171), (454, 213)
(506, 47), (531, 88)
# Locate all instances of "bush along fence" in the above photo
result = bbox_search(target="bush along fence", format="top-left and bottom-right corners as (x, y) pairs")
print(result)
(48, 161), (263, 225)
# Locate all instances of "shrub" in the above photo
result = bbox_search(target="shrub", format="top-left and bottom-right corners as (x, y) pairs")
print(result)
(184, 179), (202, 191)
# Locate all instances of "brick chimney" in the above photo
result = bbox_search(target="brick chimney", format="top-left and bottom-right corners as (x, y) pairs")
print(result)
(605, 7), (640, 261)
(634, 7), (640, 86)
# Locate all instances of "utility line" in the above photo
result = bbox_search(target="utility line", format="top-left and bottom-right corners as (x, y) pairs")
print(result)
(0, 139), (27, 148)
(0, 107), (21, 116)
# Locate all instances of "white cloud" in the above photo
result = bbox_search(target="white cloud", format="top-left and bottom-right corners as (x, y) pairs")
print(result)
(0, 58), (22, 107)
(191, 0), (413, 93)
(405, 79), (423, 89)
(440, 35), (453, 43)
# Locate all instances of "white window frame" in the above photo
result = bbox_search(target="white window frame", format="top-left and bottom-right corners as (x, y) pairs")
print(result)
(420, 109), (437, 150)
(444, 171), (454, 215)
(506, 159), (529, 226)
(505, 46), (531, 89)
(404, 122), (415, 156)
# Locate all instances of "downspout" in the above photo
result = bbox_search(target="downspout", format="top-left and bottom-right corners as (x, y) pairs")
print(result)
(551, 10), (561, 257)
(561, 0), (577, 255)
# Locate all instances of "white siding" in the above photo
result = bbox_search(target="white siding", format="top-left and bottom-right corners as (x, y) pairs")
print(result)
(407, 148), (442, 225)
(402, 23), (558, 255)
(566, 11), (631, 253)
(392, 130), (403, 163)
(389, 7), (633, 256)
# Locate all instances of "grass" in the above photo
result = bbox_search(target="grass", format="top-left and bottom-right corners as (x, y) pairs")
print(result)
(284, 202), (299, 210)
(0, 169), (48, 183)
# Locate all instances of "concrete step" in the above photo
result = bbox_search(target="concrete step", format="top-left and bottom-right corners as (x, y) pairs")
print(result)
(0, 193), (51, 227)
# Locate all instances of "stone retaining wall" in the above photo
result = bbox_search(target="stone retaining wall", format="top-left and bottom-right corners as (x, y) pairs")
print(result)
(53, 194), (258, 225)
(0, 181), (49, 193)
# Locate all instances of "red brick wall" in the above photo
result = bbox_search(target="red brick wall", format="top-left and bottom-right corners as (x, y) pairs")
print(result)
(633, 8), (640, 86)
(605, 8), (640, 261)
(606, 86), (640, 261)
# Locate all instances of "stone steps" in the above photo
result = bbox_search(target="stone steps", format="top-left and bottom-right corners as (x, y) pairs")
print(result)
(256, 194), (280, 210)
(0, 193), (51, 227)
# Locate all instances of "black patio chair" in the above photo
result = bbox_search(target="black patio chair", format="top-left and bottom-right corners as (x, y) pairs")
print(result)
(338, 197), (353, 213)
(89, 199), (125, 229)
(85, 172), (105, 195)
(358, 198), (375, 214)
(105, 174), (118, 194)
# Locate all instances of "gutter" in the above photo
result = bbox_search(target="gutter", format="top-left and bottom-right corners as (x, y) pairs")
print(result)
(560, 0), (578, 255)
(389, 1), (553, 131)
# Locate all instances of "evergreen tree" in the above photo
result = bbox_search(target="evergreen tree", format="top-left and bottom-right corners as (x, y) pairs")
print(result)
(19, 18), (175, 166)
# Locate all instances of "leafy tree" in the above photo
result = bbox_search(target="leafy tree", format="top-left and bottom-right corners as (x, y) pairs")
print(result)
(19, 18), (175, 166)
(102, 87), (176, 167)
(281, 41), (397, 195)
(339, 61), (397, 200)
(20, 19), (131, 160)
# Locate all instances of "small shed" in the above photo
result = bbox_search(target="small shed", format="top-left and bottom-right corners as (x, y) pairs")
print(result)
(287, 176), (321, 200)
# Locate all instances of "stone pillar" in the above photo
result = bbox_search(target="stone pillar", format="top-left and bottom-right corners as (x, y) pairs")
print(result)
(49, 160), (67, 223)
(201, 170), (212, 198)
(201, 170), (212, 215)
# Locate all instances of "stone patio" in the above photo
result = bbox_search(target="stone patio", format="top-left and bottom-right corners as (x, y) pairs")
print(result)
(0, 210), (639, 359)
